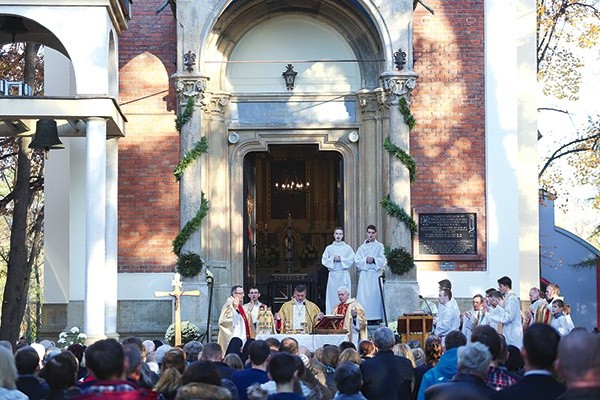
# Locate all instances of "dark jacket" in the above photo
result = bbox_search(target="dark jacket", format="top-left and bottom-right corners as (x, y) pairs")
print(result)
(424, 373), (494, 400)
(557, 387), (600, 400)
(492, 372), (565, 400)
(360, 349), (415, 400)
(16, 374), (49, 400)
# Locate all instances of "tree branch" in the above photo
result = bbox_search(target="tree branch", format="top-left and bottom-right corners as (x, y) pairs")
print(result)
(539, 132), (600, 178)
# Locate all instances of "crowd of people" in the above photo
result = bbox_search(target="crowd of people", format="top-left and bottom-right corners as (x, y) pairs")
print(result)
(1, 321), (599, 400)
(0, 224), (596, 400)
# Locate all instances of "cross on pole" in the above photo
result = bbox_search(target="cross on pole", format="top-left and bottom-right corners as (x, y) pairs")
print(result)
(154, 273), (200, 345)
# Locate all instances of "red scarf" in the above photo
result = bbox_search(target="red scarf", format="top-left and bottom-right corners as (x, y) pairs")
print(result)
(238, 305), (251, 339)
(334, 302), (351, 330)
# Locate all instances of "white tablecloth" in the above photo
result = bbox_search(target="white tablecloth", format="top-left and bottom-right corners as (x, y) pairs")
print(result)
(255, 333), (348, 351)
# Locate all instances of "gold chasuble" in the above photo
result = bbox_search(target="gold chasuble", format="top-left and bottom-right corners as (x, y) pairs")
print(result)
(277, 299), (321, 333)
(217, 299), (256, 351)
(331, 298), (368, 343)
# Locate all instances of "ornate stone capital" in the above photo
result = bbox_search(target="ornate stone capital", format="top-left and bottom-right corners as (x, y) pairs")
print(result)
(380, 71), (418, 105)
(173, 73), (209, 108)
(357, 88), (387, 119)
(204, 92), (231, 118)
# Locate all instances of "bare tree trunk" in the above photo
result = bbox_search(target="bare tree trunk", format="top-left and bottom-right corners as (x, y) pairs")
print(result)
(0, 43), (40, 346)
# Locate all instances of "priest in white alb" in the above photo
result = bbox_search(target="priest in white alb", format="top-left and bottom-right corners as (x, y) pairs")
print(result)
(354, 224), (387, 321)
(321, 227), (355, 313)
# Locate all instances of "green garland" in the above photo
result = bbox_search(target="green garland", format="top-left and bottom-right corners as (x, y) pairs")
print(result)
(174, 136), (208, 181)
(399, 97), (416, 130)
(176, 252), (204, 278)
(380, 194), (417, 239)
(384, 137), (416, 182)
(173, 192), (210, 257)
(175, 97), (195, 132)
(384, 246), (415, 275)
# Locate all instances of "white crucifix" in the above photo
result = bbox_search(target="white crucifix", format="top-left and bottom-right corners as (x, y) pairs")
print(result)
(154, 273), (200, 346)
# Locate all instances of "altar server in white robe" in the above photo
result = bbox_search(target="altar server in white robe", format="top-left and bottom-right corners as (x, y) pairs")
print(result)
(355, 224), (387, 321)
(487, 276), (523, 348)
(322, 227), (355, 313)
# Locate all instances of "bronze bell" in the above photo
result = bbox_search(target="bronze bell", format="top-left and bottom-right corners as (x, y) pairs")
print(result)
(29, 119), (64, 152)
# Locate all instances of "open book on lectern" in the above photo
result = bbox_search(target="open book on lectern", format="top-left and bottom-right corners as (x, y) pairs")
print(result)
(313, 314), (347, 333)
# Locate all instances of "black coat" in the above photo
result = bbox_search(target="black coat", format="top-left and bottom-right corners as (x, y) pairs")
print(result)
(425, 373), (494, 400)
(360, 349), (415, 400)
(492, 373), (565, 400)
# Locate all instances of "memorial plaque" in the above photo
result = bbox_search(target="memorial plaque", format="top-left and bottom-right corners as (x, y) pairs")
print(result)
(418, 213), (477, 255)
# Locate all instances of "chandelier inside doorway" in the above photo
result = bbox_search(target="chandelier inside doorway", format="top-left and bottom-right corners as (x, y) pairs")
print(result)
(274, 166), (310, 193)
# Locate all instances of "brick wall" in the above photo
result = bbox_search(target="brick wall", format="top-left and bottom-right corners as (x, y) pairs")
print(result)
(118, 0), (179, 273)
(412, 1), (487, 271)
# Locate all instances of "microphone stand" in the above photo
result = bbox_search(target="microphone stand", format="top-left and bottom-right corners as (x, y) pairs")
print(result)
(419, 295), (434, 315)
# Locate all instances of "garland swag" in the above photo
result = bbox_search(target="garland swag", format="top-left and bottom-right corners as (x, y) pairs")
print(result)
(172, 95), (210, 278)
(174, 136), (208, 181)
(399, 97), (416, 130)
(173, 192), (210, 257)
(384, 137), (416, 182)
(380, 194), (417, 239)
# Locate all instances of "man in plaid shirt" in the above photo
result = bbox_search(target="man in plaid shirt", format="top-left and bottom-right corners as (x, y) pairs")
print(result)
(471, 325), (520, 391)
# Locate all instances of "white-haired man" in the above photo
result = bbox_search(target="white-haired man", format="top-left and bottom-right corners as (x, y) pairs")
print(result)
(424, 342), (494, 400)
(331, 286), (368, 345)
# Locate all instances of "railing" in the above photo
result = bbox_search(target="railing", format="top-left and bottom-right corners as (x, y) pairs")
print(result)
(0, 80), (32, 96)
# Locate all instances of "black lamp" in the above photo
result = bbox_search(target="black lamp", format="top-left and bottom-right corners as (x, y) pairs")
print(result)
(282, 64), (298, 90)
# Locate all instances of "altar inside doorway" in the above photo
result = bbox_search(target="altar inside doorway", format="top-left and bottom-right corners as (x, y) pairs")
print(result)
(243, 144), (343, 312)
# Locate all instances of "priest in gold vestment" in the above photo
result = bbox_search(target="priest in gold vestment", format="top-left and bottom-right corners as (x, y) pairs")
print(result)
(274, 284), (323, 333)
(218, 285), (256, 351)
(331, 286), (368, 345)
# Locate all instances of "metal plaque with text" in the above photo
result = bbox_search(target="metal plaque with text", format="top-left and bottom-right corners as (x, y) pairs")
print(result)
(418, 213), (477, 255)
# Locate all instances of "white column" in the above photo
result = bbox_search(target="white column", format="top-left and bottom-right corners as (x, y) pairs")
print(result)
(485, 0), (520, 289)
(84, 118), (107, 342)
(105, 137), (119, 338)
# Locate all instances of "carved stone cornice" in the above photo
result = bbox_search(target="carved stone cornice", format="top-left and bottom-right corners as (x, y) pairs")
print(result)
(173, 73), (209, 109)
(380, 71), (418, 106)
(204, 92), (231, 118)
(357, 88), (387, 119)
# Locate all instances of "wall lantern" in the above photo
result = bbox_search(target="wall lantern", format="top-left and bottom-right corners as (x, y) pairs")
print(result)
(282, 64), (298, 90)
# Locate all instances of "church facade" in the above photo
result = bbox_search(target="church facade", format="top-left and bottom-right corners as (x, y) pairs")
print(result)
(0, 0), (539, 340)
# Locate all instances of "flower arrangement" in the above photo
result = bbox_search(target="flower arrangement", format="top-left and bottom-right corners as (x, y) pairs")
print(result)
(57, 326), (87, 348)
(164, 320), (202, 345)
(259, 244), (280, 267)
(299, 243), (318, 267)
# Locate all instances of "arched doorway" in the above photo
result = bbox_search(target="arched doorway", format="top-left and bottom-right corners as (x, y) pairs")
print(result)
(243, 144), (343, 311)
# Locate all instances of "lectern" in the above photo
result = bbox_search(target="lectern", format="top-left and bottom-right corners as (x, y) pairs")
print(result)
(398, 313), (433, 348)
(313, 315), (348, 334)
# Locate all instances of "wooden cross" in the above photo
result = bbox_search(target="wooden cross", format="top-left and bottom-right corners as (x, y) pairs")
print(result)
(154, 273), (200, 346)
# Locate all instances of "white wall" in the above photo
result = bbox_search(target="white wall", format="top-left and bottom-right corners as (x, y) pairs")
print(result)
(226, 15), (361, 93)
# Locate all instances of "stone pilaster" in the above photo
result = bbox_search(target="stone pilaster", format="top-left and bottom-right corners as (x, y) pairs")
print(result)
(172, 73), (211, 327)
(356, 88), (388, 235)
(379, 71), (420, 321)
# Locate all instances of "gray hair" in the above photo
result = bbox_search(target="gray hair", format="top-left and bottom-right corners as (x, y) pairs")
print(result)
(337, 286), (350, 295)
(457, 342), (492, 378)
(373, 327), (395, 349)
(0, 346), (18, 389)
(183, 341), (203, 362)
